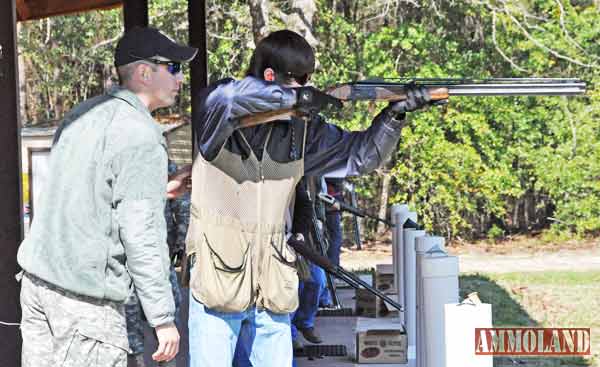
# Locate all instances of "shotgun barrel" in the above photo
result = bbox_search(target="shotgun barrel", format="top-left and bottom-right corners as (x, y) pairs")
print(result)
(328, 78), (587, 101)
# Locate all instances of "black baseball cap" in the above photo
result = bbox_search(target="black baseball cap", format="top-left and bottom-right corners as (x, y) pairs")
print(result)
(114, 27), (198, 67)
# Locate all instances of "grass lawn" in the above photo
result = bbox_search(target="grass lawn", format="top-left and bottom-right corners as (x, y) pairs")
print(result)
(460, 271), (600, 367)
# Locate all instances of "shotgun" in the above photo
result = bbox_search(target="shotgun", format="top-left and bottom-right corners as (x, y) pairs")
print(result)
(239, 78), (587, 128)
(318, 193), (395, 227)
(287, 235), (405, 315)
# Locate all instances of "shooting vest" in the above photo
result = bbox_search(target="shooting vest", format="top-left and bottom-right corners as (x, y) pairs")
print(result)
(186, 126), (304, 313)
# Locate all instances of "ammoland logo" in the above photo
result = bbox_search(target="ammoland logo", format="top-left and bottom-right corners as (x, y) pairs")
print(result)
(475, 328), (591, 356)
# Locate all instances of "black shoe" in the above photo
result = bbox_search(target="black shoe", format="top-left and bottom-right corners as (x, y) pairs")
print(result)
(299, 327), (323, 344)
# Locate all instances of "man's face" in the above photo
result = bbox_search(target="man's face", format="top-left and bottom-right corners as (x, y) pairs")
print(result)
(146, 59), (184, 110)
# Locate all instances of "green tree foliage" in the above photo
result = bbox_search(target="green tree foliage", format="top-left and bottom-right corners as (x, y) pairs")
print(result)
(314, 0), (600, 239)
(19, 11), (122, 122)
(17, 0), (600, 240)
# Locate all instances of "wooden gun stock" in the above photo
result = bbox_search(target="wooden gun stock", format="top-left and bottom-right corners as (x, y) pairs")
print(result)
(239, 108), (303, 128)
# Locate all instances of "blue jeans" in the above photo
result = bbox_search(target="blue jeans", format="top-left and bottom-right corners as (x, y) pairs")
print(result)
(233, 321), (253, 367)
(291, 263), (326, 339)
(189, 290), (293, 367)
(326, 211), (342, 266)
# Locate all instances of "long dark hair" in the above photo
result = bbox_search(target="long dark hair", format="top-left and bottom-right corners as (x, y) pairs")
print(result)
(246, 30), (315, 80)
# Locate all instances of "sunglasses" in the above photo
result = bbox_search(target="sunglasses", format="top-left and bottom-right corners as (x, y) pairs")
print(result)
(130, 54), (182, 75)
(147, 59), (182, 75)
(282, 71), (312, 86)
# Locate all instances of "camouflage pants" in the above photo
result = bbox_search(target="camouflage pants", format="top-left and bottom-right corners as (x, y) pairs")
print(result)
(20, 273), (129, 367)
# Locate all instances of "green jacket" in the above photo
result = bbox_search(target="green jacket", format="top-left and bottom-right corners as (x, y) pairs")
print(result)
(18, 87), (174, 327)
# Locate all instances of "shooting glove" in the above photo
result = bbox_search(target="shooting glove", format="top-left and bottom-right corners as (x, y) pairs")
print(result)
(294, 86), (343, 115)
(387, 85), (437, 119)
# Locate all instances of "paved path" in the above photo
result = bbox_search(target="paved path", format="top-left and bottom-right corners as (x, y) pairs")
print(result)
(341, 245), (600, 273)
(455, 247), (600, 273)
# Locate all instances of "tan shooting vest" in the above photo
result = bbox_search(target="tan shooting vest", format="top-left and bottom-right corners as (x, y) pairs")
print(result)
(186, 126), (305, 313)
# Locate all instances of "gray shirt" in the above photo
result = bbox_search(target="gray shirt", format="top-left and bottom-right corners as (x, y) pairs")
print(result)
(18, 87), (175, 327)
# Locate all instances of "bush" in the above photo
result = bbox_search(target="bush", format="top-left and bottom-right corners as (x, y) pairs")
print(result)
(487, 225), (504, 241)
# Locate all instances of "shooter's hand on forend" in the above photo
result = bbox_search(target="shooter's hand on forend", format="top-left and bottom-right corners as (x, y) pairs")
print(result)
(388, 85), (444, 119)
(294, 86), (343, 115)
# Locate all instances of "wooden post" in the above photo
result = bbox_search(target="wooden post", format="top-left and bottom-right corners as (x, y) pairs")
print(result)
(188, 0), (208, 157)
(123, 0), (148, 30)
(0, 0), (23, 366)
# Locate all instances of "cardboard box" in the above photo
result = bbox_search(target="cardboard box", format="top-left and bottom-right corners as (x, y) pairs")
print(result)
(334, 273), (373, 288)
(377, 293), (400, 318)
(375, 264), (394, 274)
(375, 264), (395, 292)
(355, 288), (377, 317)
(355, 289), (399, 318)
(355, 317), (407, 364)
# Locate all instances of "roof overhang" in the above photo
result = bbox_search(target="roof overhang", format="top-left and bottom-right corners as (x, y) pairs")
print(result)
(16, 0), (123, 22)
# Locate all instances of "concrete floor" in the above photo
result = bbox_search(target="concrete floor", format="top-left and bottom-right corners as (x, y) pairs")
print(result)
(294, 316), (403, 367)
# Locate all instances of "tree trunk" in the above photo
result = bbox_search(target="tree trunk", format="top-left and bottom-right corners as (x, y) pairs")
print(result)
(17, 23), (27, 125)
(512, 198), (520, 231)
(281, 0), (318, 47)
(248, 0), (270, 46)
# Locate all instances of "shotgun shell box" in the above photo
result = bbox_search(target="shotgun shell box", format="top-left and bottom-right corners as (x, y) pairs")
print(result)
(355, 317), (407, 364)
(375, 264), (395, 292)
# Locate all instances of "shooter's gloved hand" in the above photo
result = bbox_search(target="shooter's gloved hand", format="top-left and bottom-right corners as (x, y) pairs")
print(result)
(387, 85), (445, 119)
(294, 86), (343, 115)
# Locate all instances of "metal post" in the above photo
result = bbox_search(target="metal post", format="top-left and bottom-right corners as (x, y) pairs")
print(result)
(122, 0), (148, 30)
(0, 1), (23, 366)
(390, 204), (409, 301)
(405, 229), (426, 367)
(188, 0), (207, 157)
